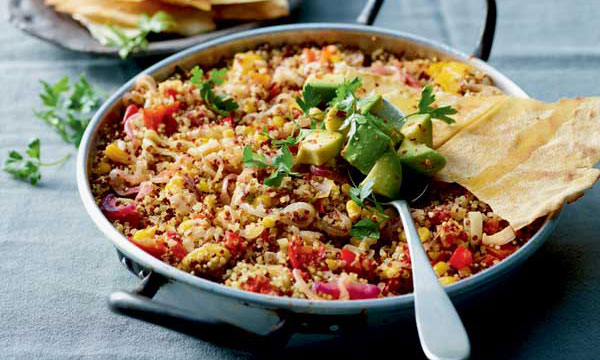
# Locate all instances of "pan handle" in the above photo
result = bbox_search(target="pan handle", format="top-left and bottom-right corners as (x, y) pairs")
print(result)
(357, 0), (497, 61)
(108, 272), (293, 352)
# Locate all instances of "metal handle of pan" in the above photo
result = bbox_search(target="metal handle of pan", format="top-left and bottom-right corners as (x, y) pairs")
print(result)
(357, 0), (497, 61)
(108, 272), (292, 352)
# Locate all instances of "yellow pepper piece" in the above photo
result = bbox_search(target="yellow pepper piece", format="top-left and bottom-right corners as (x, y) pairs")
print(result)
(255, 133), (269, 144)
(133, 226), (157, 240)
(253, 194), (271, 207)
(223, 129), (235, 138)
(426, 61), (472, 93)
(271, 116), (285, 128)
(346, 200), (362, 221)
(418, 227), (431, 242)
(262, 216), (276, 228)
(105, 143), (130, 164)
(433, 261), (450, 277)
(439, 276), (459, 286)
(198, 180), (210, 193)
(165, 176), (185, 192)
(95, 161), (111, 174)
(178, 220), (195, 233)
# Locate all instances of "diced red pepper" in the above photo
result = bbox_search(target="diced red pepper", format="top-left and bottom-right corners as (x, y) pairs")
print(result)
(485, 244), (518, 260)
(143, 101), (181, 134)
(220, 116), (234, 127)
(129, 236), (167, 259)
(121, 104), (139, 125)
(341, 249), (377, 279)
(266, 83), (281, 101)
(166, 231), (187, 262)
(164, 88), (178, 99)
(224, 230), (247, 259)
(449, 245), (473, 270)
(288, 236), (324, 271)
(302, 48), (317, 62)
(243, 274), (279, 295)
(483, 218), (503, 235)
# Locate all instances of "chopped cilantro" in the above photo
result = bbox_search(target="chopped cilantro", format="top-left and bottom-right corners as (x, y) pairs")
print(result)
(190, 66), (239, 116)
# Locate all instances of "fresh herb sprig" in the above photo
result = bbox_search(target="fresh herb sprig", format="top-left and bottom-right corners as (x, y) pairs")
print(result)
(107, 11), (175, 59)
(34, 75), (104, 147)
(190, 66), (239, 116)
(295, 85), (323, 129)
(3, 138), (70, 185)
(348, 179), (390, 240)
(406, 85), (457, 124)
(242, 145), (299, 187)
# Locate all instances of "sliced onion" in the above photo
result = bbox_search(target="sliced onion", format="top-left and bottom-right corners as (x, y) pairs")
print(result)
(467, 211), (483, 243)
(135, 181), (154, 201)
(280, 202), (316, 228)
(239, 203), (268, 218)
(312, 281), (340, 299)
(220, 174), (237, 205)
(482, 226), (516, 246)
(124, 112), (141, 149)
(292, 269), (321, 300)
(313, 178), (335, 199)
(109, 169), (141, 196)
(337, 273), (350, 300)
(346, 282), (381, 299)
(318, 210), (351, 237)
(101, 194), (140, 227)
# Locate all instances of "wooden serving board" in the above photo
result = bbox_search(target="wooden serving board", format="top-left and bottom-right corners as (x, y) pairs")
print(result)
(8, 0), (302, 57)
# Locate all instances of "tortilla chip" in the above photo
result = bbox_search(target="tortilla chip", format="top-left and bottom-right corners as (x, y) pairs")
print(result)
(437, 96), (600, 229)
(160, 0), (211, 11)
(212, 0), (288, 20)
(45, 0), (215, 36)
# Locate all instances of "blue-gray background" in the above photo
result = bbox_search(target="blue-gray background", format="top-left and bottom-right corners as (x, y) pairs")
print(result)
(1, 0), (599, 359)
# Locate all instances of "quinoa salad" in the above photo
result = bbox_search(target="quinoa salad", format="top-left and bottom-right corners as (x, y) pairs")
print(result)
(89, 44), (542, 300)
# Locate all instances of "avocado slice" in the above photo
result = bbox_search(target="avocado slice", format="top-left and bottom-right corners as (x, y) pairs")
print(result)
(396, 139), (447, 176)
(401, 114), (433, 147)
(342, 123), (391, 175)
(304, 74), (345, 107)
(358, 94), (383, 115)
(361, 150), (403, 199)
(296, 130), (344, 166)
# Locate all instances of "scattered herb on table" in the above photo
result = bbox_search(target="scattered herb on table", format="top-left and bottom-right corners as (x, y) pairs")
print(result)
(34, 75), (105, 147)
(242, 145), (299, 187)
(107, 11), (175, 59)
(3, 138), (70, 185)
(190, 66), (239, 116)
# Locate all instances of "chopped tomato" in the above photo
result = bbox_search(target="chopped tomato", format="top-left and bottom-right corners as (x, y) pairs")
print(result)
(288, 236), (324, 271)
(129, 236), (167, 259)
(224, 230), (247, 258)
(164, 88), (178, 99)
(121, 104), (139, 125)
(302, 48), (317, 62)
(341, 249), (377, 279)
(449, 245), (473, 270)
(243, 274), (279, 295)
(166, 231), (187, 262)
(143, 101), (181, 134)
(220, 116), (234, 127)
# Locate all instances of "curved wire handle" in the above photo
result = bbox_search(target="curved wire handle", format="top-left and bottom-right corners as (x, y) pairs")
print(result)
(357, 0), (497, 61)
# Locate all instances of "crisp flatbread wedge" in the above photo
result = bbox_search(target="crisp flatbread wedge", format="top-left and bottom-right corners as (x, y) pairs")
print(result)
(212, 0), (288, 20)
(159, 0), (211, 11)
(45, 0), (215, 36)
(437, 96), (600, 229)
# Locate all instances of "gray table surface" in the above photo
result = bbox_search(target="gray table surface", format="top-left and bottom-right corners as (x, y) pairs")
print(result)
(1, 0), (599, 359)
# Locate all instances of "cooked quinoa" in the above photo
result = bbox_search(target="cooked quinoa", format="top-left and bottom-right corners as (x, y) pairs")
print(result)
(89, 44), (540, 300)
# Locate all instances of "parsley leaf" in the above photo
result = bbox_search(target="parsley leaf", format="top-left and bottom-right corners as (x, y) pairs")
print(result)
(295, 84), (321, 115)
(106, 11), (175, 59)
(34, 75), (104, 147)
(190, 66), (238, 116)
(349, 178), (374, 207)
(3, 138), (70, 186)
(350, 218), (380, 240)
(415, 85), (457, 124)
(242, 146), (269, 168)
(331, 77), (362, 109)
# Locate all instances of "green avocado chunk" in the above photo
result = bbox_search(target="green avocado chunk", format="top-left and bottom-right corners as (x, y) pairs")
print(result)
(324, 105), (347, 134)
(396, 139), (446, 176)
(401, 114), (433, 147)
(361, 150), (403, 199)
(296, 130), (344, 166)
(358, 93), (383, 115)
(304, 74), (346, 107)
(342, 123), (391, 174)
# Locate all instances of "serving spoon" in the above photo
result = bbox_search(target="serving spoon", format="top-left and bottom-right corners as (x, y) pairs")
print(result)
(352, 99), (471, 360)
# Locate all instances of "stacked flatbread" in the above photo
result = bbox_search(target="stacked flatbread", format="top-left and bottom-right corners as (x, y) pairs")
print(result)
(354, 69), (600, 230)
(44, 0), (289, 40)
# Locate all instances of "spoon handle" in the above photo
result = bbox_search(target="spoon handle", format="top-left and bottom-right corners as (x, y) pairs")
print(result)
(391, 200), (470, 360)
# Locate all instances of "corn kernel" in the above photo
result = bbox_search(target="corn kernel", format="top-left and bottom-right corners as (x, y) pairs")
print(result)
(223, 129), (235, 138)
(253, 194), (271, 207)
(105, 143), (130, 164)
(439, 276), (458, 286)
(433, 261), (450, 277)
(165, 176), (185, 192)
(203, 194), (216, 208)
(271, 116), (285, 128)
(96, 161), (111, 174)
(346, 200), (362, 221)
(418, 227), (431, 242)
(341, 183), (351, 195)
(133, 226), (157, 240)
(243, 101), (257, 113)
(178, 220), (195, 233)
(326, 258), (342, 271)
(262, 216), (276, 228)
(255, 133), (268, 144)
(198, 180), (210, 193)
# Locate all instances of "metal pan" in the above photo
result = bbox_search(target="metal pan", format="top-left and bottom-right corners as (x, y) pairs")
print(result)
(76, 0), (562, 351)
